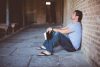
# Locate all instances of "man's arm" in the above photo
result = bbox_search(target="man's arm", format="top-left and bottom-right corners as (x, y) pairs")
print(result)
(53, 27), (72, 34)
(47, 27), (72, 34)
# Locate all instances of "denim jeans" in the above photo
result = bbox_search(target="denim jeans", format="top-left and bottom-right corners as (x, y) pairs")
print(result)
(43, 32), (76, 53)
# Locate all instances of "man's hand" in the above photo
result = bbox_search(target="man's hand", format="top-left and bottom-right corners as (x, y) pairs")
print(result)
(46, 27), (53, 32)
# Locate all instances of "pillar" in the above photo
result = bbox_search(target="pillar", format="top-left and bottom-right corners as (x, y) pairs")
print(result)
(6, 0), (10, 26)
(63, 0), (74, 26)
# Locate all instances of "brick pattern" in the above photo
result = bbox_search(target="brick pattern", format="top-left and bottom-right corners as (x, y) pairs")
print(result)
(72, 0), (100, 67)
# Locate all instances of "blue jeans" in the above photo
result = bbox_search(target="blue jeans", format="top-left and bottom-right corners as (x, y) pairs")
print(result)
(43, 32), (76, 53)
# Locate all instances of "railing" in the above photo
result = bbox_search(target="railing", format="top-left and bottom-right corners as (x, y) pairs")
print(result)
(0, 23), (18, 38)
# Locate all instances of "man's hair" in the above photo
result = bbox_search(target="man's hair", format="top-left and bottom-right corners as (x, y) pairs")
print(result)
(74, 10), (83, 22)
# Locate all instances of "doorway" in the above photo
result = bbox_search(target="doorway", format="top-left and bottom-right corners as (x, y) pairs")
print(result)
(46, 1), (56, 24)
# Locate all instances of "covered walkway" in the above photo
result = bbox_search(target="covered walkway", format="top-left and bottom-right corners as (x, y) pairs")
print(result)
(0, 0), (100, 67)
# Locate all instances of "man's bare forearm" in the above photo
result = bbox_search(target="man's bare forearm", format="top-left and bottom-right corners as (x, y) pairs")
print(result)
(53, 27), (71, 34)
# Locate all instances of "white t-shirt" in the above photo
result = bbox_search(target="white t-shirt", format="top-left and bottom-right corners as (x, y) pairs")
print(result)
(67, 22), (82, 50)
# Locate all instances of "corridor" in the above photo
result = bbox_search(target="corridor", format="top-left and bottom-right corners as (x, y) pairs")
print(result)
(0, 26), (92, 67)
(0, 0), (100, 67)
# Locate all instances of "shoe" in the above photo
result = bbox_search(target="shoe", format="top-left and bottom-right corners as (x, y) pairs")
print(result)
(37, 51), (53, 56)
(37, 46), (46, 50)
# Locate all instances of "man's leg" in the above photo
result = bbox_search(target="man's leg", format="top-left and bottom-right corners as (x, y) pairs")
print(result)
(39, 32), (76, 56)
(58, 33), (76, 52)
(43, 32), (61, 53)
(43, 32), (76, 52)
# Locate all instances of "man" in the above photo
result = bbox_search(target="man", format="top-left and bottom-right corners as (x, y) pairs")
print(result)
(38, 10), (83, 56)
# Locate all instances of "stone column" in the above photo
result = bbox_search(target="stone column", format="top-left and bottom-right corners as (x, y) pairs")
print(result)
(22, 0), (25, 27)
(6, 0), (9, 26)
(63, 0), (74, 26)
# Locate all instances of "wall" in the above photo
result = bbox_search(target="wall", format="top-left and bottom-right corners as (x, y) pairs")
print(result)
(63, 0), (74, 26)
(56, 0), (63, 24)
(25, 0), (63, 25)
(9, 0), (24, 26)
(73, 0), (100, 67)
(0, 0), (25, 30)
(33, 0), (46, 24)
(63, 0), (67, 26)
(63, 0), (100, 67)
(0, 0), (6, 24)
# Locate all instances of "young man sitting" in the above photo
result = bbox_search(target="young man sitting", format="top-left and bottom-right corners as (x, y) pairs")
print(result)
(38, 10), (83, 56)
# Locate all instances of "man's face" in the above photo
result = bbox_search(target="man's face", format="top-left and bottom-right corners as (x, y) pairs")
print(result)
(71, 12), (77, 20)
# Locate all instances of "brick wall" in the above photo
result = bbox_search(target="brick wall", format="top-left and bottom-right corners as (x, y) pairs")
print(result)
(72, 0), (100, 67)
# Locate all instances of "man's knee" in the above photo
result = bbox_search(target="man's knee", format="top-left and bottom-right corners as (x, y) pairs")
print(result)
(54, 32), (61, 36)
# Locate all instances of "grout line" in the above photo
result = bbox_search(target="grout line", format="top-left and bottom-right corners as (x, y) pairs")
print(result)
(27, 55), (32, 67)
(9, 48), (17, 56)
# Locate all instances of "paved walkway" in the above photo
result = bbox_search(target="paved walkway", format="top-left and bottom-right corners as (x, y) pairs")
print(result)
(0, 27), (92, 67)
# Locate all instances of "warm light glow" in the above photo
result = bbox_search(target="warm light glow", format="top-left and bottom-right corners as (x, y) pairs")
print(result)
(46, 2), (51, 5)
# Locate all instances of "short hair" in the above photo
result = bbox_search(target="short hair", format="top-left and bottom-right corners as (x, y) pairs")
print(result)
(74, 10), (83, 22)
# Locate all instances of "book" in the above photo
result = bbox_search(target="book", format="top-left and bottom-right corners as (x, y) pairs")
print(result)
(44, 31), (53, 40)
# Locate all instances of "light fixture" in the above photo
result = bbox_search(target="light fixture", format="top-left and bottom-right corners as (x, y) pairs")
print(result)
(46, 2), (51, 5)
